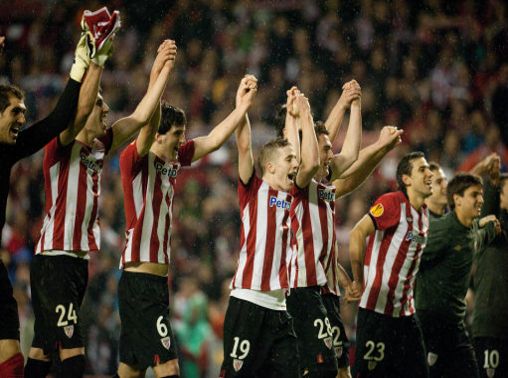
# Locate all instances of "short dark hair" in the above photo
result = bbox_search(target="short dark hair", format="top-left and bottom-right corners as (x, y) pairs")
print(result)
(396, 151), (425, 190)
(314, 121), (328, 137)
(428, 161), (442, 172)
(447, 173), (483, 209)
(159, 102), (186, 134)
(258, 137), (290, 176)
(0, 85), (24, 113)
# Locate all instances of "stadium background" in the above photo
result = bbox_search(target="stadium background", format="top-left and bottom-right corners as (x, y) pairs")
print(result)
(1, 0), (507, 376)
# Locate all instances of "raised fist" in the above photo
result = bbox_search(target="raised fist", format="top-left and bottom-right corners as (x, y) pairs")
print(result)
(236, 74), (258, 109)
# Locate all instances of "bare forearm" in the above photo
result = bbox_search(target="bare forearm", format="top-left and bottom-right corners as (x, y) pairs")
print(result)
(236, 114), (251, 152)
(236, 115), (254, 183)
(334, 142), (389, 197)
(299, 112), (319, 170)
(340, 141), (384, 178)
(132, 65), (171, 123)
(349, 231), (366, 282)
(340, 102), (362, 163)
(74, 64), (102, 128)
(325, 101), (348, 143)
(330, 103), (362, 178)
(207, 106), (248, 150)
(285, 114), (300, 162)
(336, 262), (353, 288)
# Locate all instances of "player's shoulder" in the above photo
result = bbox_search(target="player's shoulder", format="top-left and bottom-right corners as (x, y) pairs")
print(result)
(429, 211), (454, 230)
(375, 191), (405, 206)
(369, 191), (404, 217)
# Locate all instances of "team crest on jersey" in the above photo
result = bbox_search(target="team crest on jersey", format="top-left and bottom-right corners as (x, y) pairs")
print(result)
(324, 336), (333, 349)
(369, 204), (384, 217)
(64, 325), (74, 338)
(233, 359), (244, 372)
(160, 336), (171, 350)
(427, 352), (438, 366)
(368, 361), (377, 371)
(486, 368), (495, 378)
(334, 346), (343, 358)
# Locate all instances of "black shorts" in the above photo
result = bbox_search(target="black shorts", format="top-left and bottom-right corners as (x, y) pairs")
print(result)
(118, 270), (177, 370)
(286, 286), (338, 376)
(322, 293), (350, 369)
(474, 337), (508, 378)
(354, 308), (428, 378)
(418, 310), (479, 378)
(30, 254), (88, 352)
(0, 260), (19, 340)
(220, 296), (300, 378)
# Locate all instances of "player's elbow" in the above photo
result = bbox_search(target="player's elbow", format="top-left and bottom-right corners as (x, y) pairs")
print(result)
(299, 160), (320, 179)
(342, 150), (359, 169)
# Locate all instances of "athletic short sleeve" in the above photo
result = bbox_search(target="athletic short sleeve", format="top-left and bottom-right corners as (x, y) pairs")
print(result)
(44, 137), (73, 166)
(238, 174), (262, 209)
(120, 141), (146, 178)
(368, 192), (401, 230)
(178, 140), (195, 167)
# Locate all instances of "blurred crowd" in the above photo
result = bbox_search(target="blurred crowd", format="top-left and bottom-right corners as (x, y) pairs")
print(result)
(1, 0), (507, 376)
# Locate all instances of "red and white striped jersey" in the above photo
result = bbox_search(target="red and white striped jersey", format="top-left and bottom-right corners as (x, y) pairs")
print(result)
(361, 191), (429, 317)
(36, 132), (113, 254)
(231, 175), (292, 291)
(288, 179), (337, 289)
(119, 140), (194, 266)
(321, 241), (341, 296)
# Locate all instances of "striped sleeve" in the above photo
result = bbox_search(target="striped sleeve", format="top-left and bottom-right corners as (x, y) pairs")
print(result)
(178, 140), (195, 167)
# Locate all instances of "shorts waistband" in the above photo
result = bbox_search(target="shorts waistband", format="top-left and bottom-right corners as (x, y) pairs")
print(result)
(121, 270), (168, 283)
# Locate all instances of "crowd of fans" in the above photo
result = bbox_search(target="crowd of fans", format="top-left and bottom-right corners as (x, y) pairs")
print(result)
(1, 0), (507, 376)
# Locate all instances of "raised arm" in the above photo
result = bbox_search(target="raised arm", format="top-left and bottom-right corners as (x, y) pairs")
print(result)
(349, 214), (375, 292)
(325, 80), (361, 143)
(109, 40), (177, 155)
(284, 86), (301, 163)
(235, 78), (256, 184)
(329, 96), (362, 180)
(295, 94), (319, 188)
(14, 34), (91, 159)
(192, 74), (257, 162)
(333, 126), (403, 198)
(59, 63), (104, 146)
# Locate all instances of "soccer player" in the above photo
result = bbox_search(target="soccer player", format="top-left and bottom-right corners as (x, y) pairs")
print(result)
(220, 84), (299, 378)
(0, 29), (94, 377)
(321, 125), (403, 378)
(425, 162), (449, 218)
(425, 157), (497, 219)
(316, 83), (403, 378)
(472, 160), (508, 378)
(118, 75), (257, 378)
(277, 83), (403, 377)
(284, 87), (362, 377)
(349, 151), (433, 377)
(416, 173), (500, 378)
(26, 40), (176, 377)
